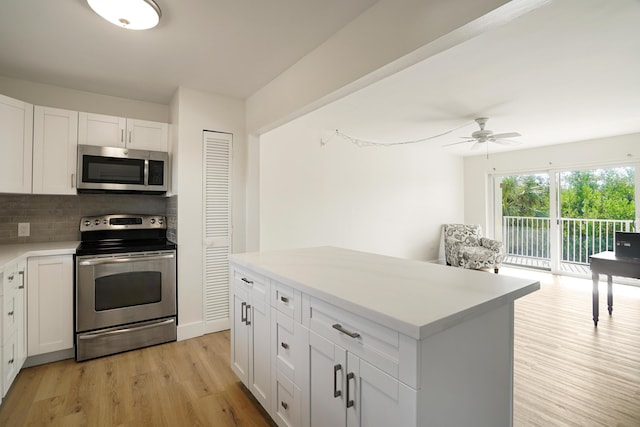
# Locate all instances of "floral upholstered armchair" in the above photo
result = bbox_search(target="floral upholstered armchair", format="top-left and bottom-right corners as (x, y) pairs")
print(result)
(443, 224), (504, 273)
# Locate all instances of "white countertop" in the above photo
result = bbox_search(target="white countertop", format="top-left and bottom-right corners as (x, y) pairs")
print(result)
(230, 246), (540, 340)
(0, 241), (79, 270)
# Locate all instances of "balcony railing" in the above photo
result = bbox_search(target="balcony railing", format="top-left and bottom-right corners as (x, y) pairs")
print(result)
(502, 216), (635, 265)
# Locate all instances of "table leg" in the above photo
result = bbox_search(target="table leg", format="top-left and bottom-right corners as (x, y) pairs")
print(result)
(592, 271), (599, 326)
(607, 274), (613, 315)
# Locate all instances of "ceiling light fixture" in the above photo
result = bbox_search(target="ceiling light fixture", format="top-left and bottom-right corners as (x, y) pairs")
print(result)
(87, 0), (162, 30)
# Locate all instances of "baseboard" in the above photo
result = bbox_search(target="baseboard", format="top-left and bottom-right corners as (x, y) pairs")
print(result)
(205, 318), (230, 334)
(177, 321), (205, 341)
(24, 348), (75, 368)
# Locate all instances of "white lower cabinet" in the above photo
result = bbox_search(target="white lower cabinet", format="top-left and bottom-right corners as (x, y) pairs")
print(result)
(27, 255), (74, 356)
(2, 259), (27, 398)
(231, 263), (416, 427)
(308, 331), (415, 427)
(230, 268), (271, 411)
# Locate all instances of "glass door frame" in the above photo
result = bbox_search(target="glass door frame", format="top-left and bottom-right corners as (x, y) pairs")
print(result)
(492, 161), (640, 276)
(492, 170), (557, 271)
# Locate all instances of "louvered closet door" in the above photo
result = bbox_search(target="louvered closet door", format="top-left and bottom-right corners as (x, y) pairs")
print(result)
(203, 131), (232, 332)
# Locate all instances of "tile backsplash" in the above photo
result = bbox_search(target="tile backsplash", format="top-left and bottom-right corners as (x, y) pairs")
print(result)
(0, 193), (168, 244)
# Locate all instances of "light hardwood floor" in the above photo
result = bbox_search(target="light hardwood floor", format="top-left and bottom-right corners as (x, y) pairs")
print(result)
(0, 268), (638, 426)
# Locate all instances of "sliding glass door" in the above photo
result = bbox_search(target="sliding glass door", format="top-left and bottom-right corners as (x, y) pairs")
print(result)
(495, 173), (552, 271)
(495, 165), (637, 276)
(559, 167), (636, 274)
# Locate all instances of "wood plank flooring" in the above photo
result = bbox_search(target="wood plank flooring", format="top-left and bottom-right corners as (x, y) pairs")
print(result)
(509, 267), (640, 426)
(0, 330), (275, 427)
(0, 268), (638, 426)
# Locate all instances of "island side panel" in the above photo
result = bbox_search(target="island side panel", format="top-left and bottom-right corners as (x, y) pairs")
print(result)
(418, 302), (514, 427)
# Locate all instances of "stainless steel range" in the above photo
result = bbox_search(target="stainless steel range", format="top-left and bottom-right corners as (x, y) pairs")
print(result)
(74, 214), (177, 361)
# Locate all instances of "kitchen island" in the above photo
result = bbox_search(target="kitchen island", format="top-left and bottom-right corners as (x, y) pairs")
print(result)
(229, 246), (539, 427)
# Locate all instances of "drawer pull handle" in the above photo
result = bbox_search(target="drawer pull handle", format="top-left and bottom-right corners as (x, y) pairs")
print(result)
(8, 358), (14, 365)
(281, 401), (288, 410)
(7, 310), (14, 317)
(241, 302), (247, 323)
(280, 296), (289, 303)
(346, 372), (355, 408)
(281, 342), (289, 350)
(7, 274), (14, 281)
(241, 277), (254, 284)
(245, 305), (251, 325)
(332, 323), (360, 339)
(18, 271), (25, 289)
(333, 364), (342, 397)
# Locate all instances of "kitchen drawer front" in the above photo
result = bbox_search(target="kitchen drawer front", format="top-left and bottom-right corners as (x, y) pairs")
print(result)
(305, 295), (401, 380)
(274, 370), (301, 427)
(2, 292), (17, 340)
(271, 281), (301, 322)
(2, 331), (18, 397)
(233, 267), (268, 303)
(274, 310), (295, 380)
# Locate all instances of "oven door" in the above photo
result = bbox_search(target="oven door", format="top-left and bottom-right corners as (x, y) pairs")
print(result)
(75, 250), (176, 332)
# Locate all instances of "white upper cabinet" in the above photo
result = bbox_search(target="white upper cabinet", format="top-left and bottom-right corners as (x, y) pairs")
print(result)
(126, 119), (169, 151)
(32, 106), (78, 195)
(78, 112), (168, 152)
(0, 94), (33, 193)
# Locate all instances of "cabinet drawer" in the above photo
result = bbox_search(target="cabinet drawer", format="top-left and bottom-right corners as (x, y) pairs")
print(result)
(2, 293), (17, 340)
(2, 332), (18, 397)
(233, 267), (268, 302)
(305, 296), (401, 380)
(275, 310), (295, 380)
(274, 371), (300, 427)
(272, 282), (297, 319)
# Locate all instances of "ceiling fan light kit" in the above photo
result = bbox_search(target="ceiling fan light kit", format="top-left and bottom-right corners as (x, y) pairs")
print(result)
(87, 0), (161, 30)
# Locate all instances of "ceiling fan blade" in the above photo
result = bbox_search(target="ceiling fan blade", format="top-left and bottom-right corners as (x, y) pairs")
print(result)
(493, 138), (522, 146)
(441, 140), (473, 147)
(491, 132), (521, 139)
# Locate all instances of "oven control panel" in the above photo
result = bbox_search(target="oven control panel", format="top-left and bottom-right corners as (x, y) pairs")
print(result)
(80, 214), (167, 231)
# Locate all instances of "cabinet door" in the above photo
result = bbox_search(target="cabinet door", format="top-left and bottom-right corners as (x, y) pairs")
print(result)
(27, 255), (74, 356)
(78, 112), (126, 147)
(346, 355), (416, 427)
(230, 285), (250, 384)
(126, 119), (168, 151)
(249, 292), (270, 409)
(33, 106), (79, 194)
(0, 94), (33, 193)
(309, 331), (346, 427)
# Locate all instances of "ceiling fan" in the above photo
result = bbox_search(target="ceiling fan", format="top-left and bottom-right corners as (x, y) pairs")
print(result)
(442, 117), (522, 150)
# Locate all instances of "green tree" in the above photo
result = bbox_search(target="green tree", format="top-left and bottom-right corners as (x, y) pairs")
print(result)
(560, 168), (634, 220)
(501, 174), (549, 217)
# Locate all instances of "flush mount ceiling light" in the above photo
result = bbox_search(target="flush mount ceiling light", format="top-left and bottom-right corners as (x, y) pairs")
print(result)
(87, 0), (161, 30)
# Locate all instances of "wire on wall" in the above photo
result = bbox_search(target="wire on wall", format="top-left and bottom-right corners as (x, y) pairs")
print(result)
(320, 121), (473, 147)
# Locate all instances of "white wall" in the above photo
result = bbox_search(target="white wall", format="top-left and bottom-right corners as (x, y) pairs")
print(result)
(260, 114), (464, 261)
(245, 0), (547, 251)
(464, 133), (640, 232)
(0, 75), (168, 121)
(171, 87), (246, 340)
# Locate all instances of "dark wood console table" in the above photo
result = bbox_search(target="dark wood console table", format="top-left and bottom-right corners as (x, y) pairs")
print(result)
(589, 251), (640, 326)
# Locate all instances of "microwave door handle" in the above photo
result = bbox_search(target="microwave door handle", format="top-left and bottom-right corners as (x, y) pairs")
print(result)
(79, 253), (175, 266)
(144, 159), (149, 186)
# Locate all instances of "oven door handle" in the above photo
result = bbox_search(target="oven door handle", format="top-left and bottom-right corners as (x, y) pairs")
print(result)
(78, 253), (175, 266)
(78, 318), (175, 340)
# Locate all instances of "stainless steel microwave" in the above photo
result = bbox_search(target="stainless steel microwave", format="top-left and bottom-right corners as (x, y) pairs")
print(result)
(77, 145), (168, 194)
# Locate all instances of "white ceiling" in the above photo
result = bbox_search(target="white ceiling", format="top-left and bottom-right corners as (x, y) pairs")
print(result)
(308, 0), (640, 155)
(0, 0), (378, 103)
(0, 0), (638, 156)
